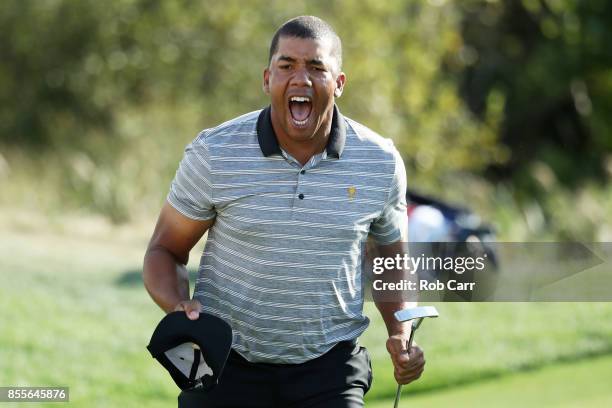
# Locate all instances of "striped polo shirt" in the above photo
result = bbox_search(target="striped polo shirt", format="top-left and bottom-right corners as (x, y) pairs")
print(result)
(167, 105), (408, 364)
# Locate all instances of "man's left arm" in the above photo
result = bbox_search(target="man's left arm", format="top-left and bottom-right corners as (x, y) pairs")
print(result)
(369, 144), (425, 385)
(374, 241), (425, 385)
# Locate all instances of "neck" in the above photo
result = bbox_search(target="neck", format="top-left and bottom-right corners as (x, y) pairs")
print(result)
(270, 109), (333, 166)
(277, 133), (329, 166)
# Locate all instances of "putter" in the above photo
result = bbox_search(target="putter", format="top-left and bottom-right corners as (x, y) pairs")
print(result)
(392, 306), (439, 408)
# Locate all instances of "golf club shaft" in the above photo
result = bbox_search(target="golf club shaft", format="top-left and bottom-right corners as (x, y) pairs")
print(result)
(393, 384), (402, 408)
(393, 320), (419, 408)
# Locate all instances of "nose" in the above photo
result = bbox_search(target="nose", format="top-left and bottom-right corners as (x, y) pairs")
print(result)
(290, 66), (312, 87)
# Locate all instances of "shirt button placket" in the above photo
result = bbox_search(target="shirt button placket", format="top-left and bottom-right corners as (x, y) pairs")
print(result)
(294, 168), (306, 212)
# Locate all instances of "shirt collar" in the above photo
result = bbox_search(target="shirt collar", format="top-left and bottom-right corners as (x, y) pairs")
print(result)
(256, 104), (346, 158)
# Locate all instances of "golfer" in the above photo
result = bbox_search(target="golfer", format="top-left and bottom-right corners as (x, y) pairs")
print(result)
(144, 15), (425, 407)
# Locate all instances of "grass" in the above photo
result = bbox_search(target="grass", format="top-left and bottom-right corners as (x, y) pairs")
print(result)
(361, 302), (612, 402)
(366, 354), (612, 408)
(2, 212), (612, 407)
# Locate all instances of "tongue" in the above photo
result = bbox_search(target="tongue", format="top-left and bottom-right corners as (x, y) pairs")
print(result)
(289, 102), (311, 121)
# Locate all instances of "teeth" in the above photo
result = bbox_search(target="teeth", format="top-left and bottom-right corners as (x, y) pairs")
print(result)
(290, 96), (311, 102)
(293, 118), (308, 126)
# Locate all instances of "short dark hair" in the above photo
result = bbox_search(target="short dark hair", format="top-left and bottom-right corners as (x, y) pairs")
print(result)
(268, 16), (342, 72)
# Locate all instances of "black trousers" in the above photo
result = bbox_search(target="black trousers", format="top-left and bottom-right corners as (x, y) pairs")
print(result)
(178, 341), (373, 408)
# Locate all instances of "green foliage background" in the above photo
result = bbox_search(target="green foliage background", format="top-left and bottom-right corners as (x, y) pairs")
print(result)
(0, 0), (610, 237)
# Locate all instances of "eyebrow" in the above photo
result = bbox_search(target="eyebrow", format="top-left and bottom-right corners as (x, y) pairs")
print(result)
(277, 56), (295, 64)
(277, 55), (325, 66)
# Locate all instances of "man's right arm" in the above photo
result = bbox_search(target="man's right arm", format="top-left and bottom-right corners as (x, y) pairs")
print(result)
(143, 202), (214, 317)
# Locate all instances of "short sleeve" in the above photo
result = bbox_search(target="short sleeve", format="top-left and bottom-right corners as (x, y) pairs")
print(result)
(166, 139), (216, 220)
(369, 148), (408, 245)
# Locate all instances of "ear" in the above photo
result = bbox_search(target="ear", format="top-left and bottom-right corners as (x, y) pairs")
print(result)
(263, 67), (270, 95)
(334, 72), (346, 98)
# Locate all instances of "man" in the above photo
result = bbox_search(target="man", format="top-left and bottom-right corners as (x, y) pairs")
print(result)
(143, 15), (425, 407)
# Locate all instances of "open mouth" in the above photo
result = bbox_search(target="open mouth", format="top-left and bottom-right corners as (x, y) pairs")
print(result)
(288, 96), (312, 127)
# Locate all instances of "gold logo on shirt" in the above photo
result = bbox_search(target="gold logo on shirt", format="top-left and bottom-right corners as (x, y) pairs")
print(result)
(347, 186), (356, 200)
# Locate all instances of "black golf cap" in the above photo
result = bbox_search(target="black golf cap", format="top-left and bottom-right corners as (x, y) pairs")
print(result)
(147, 311), (233, 391)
